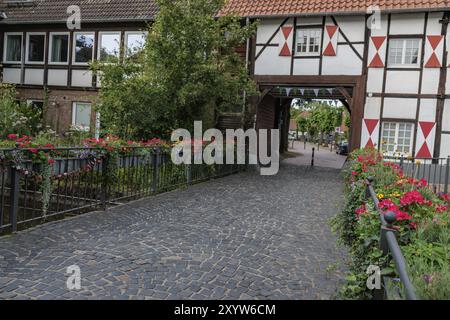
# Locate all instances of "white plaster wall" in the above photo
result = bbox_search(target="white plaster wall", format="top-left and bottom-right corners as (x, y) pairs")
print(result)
(24, 69), (44, 85)
(385, 71), (420, 94)
(421, 69), (440, 95)
(256, 18), (288, 44)
(418, 99), (437, 122)
(426, 12), (444, 34)
(296, 16), (322, 26)
(367, 68), (384, 93)
(292, 58), (319, 75)
(47, 69), (68, 86)
(383, 98), (417, 119)
(390, 13), (425, 35)
(333, 16), (366, 42)
(2, 68), (21, 84)
(440, 134), (450, 158)
(442, 99), (450, 131)
(321, 45), (363, 75)
(364, 97), (381, 119)
(71, 70), (93, 87)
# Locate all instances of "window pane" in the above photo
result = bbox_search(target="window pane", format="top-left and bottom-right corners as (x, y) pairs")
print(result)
(75, 33), (94, 63)
(73, 103), (92, 129)
(296, 29), (320, 54)
(50, 34), (68, 63)
(126, 32), (147, 58)
(28, 34), (45, 62)
(99, 33), (121, 62)
(6, 34), (22, 62)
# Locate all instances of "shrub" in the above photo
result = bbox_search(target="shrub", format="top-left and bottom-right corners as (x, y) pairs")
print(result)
(0, 84), (43, 138)
(332, 148), (449, 299)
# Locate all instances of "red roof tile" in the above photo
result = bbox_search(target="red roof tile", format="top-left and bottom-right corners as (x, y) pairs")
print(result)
(220, 0), (450, 17)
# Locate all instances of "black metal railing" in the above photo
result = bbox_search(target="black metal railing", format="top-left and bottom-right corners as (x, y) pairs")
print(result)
(0, 146), (246, 235)
(384, 156), (450, 194)
(365, 177), (418, 300)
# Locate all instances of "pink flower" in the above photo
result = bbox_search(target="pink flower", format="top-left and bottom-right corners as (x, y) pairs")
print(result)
(29, 148), (38, 154)
(378, 199), (398, 211)
(351, 171), (358, 176)
(394, 209), (413, 221)
(7, 133), (17, 140)
(400, 190), (428, 207)
(355, 204), (366, 215)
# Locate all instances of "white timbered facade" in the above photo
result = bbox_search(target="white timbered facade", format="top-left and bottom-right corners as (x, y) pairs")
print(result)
(225, 2), (450, 158)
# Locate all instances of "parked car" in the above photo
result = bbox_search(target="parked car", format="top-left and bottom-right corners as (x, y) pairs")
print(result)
(336, 141), (349, 155)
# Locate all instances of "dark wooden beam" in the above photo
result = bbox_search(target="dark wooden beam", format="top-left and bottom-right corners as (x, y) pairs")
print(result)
(336, 87), (353, 105)
(253, 75), (360, 86)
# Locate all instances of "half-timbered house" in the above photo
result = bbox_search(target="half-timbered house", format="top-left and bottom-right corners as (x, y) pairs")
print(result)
(0, 0), (154, 133)
(221, 0), (450, 158)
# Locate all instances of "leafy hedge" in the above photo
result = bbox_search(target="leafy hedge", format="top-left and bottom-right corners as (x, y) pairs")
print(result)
(332, 148), (449, 300)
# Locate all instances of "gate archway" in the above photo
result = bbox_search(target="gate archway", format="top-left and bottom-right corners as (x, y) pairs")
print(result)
(253, 75), (366, 153)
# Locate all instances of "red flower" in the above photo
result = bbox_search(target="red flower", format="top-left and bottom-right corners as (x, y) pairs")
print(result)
(355, 204), (366, 215)
(400, 190), (427, 207)
(436, 204), (448, 213)
(29, 148), (38, 154)
(7, 133), (17, 140)
(393, 209), (412, 221)
(351, 171), (358, 176)
(378, 199), (398, 211)
(48, 158), (55, 165)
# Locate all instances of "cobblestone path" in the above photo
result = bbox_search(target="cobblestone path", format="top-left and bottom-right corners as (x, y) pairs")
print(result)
(0, 163), (347, 300)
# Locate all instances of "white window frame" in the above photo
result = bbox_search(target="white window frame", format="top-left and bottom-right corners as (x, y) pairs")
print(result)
(388, 38), (421, 68)
(381, 121), (414, 156)
(48, 32), (70, 65)
(25, 32), (46, 64)
(3, 32), (23, 63)
(72, 102), (92, 131)
(124, 31), (148, 58)
(295, 28), (322, 56)
(97, 31), (122, 63)
(72, 32), (95, 65)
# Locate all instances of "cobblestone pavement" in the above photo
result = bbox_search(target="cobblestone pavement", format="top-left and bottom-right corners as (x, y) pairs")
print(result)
(0, 163), (347, 300)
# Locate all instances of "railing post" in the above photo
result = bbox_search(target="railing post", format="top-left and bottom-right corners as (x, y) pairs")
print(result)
(101, 153), (109, 210)
(9, 165), (20, 233)
(444, 156), (450, 194)
(399, 156), (404, 170)
(311, 147), (315, 167)
(151, 150), (159, 193)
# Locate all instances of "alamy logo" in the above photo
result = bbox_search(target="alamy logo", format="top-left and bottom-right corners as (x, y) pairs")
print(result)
(367, 5), (381, 31)
(171, 121), (280, 176)
(66, 265), (81, 290)
(67, 5), (81, 30)
(366, 265), (381, 290)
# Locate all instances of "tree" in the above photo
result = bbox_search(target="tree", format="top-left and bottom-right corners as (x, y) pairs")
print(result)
(93, 0), (257, 139)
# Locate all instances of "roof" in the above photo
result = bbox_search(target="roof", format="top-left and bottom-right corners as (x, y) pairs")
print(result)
(220, 0), (450, 18)
(0, 0), (158, 24)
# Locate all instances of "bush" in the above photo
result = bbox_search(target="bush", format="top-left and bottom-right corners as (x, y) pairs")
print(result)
(332, 148), (449, 299)
(0, 84), (43, 139)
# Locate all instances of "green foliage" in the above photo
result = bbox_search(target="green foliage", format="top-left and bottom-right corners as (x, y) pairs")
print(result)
(0, 84), (43, 139)
(93, 0), (257, 140)
(332, 148), (449, 300)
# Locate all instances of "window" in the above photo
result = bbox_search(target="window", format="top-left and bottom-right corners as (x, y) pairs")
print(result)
(4, 33), (22, 63)
(72, 102), (92, 130)
(26, 33), (45, 63)
(73, 32), (95, 64)
(49, 32), (69, 64)
(296, 29), (321, 55)
(388, 39), (420, 66)
(381, 122), (414, 155)
(98, 32), (121, 63)
(125, 31), (147, 58)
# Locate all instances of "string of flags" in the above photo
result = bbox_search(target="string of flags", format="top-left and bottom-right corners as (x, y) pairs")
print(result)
(275, 87), (336, 97)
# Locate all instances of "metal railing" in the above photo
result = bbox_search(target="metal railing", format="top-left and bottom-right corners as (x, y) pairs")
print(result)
(385, 156), (450, 194)
(0, 146), (246, 235)
(365, 177), (418, 300)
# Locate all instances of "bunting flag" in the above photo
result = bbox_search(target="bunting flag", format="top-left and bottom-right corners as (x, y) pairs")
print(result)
(299, 88), (305, 95)
(323, 25), (339, 56)
(279, 26), (293, 56)
(424, 35), (444, 68)
(415, 121), (436, 158)
(313, 89), (319, 96)
(285, 87), (292, 96)
(368, 36), (386, 68)
(326, 88), (333, 95)
(361, 119), (379, 148)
